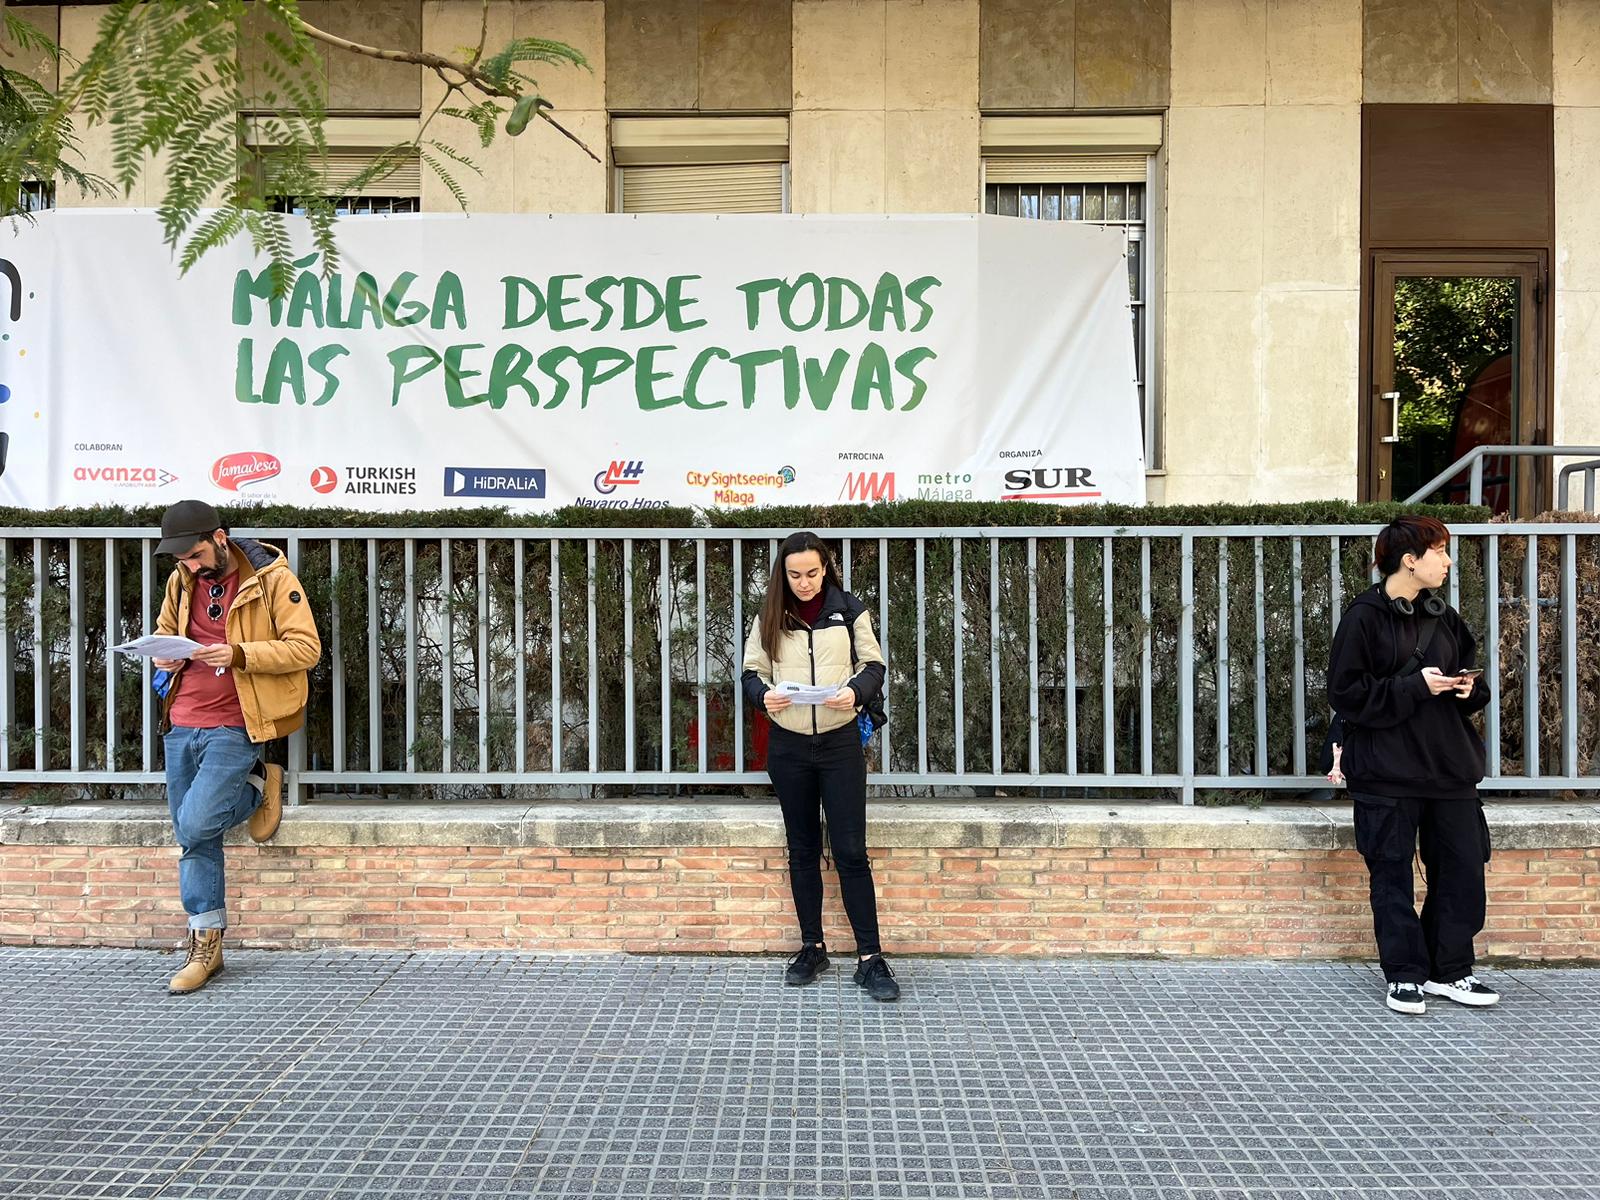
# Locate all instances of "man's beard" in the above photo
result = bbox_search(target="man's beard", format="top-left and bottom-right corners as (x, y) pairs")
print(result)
(196, 547), (226, 579)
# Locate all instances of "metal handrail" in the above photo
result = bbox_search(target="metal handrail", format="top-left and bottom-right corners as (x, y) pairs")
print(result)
(1404, 445), (1600, 509)
(1557, 459), (1600, 514)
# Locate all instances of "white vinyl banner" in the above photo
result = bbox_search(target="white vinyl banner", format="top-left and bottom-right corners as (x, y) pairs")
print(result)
(0, 211), (1145, 511)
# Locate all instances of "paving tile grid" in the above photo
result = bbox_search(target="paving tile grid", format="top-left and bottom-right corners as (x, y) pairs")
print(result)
(1, 950), (1596, 1199)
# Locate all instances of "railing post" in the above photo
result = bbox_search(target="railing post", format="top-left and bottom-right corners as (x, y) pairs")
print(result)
(284, 535), (305, 806)
(1179, 533), (1195, 805)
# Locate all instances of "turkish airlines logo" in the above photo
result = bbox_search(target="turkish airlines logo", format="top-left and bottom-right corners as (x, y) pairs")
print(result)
(594, 460), (645, 494)
(310, 466), (339, 494)
(839, 471), (896, 502)
(211, 451), (281, 492)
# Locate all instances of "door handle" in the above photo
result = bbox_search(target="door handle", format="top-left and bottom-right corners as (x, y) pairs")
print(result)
(1379, 391), (1401, 444)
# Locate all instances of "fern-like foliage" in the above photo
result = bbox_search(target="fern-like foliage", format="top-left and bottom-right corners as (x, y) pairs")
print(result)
(0, 0), (592, 295)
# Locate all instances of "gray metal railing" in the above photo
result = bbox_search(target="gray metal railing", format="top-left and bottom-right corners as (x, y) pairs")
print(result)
(1404, 444), (1600, 511)
(1, 523), (1596, 805)
(1558, 459), (1600, 513)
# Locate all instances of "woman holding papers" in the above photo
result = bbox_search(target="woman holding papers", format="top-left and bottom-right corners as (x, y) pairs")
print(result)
(740, 531), (898, 1001)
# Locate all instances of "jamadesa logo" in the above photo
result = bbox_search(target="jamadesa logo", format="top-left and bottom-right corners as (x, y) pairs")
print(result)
(211, 451), (281, 492)
(594, 460), (644, 494)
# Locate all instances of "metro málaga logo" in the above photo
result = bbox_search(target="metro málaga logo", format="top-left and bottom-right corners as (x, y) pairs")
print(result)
(839, 471), (895, 502)
(594, 461), (645, 494)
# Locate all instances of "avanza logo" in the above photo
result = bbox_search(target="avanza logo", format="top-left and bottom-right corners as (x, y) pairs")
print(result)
(594, 460), (644, 494)
(211, 451), (281, 492)
(73, 466), (178, 488)
(839, 471), (896, 502)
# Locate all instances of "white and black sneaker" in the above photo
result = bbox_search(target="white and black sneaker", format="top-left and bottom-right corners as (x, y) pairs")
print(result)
(1386, 982), (1427, 1014)
(1423, 975), (1500, 1007)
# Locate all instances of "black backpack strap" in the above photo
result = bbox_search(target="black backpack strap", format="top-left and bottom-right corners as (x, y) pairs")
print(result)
(1399, 616), (1440, 677)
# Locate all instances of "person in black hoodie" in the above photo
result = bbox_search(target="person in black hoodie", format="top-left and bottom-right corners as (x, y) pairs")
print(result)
(1327, 515), (1498, 1015)
(741, 531), (898, 1000)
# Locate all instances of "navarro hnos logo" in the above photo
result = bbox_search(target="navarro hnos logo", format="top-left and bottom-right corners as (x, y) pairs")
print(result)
(580, 460), (666, 510)
(1001, 467), (1101, 501)
(594, 460), (645, 494)
(211, 452), (281, 492)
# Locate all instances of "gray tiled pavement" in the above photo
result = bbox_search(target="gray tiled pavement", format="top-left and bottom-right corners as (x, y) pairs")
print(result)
(1, 951), (1597, 1199)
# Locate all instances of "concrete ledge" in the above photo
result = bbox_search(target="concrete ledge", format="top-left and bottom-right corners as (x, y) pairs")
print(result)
(2, 800), (1598, 852)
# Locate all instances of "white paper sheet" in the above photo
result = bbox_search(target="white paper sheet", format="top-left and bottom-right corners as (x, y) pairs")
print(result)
(776, 681), (847, 706)
(111, 635), (204, 660)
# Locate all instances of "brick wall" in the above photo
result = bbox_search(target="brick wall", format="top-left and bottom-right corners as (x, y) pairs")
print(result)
(4, 842), (1597, 959)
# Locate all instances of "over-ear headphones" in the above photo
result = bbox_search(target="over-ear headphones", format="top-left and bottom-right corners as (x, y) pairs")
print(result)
(1382, 583), (1446, 617)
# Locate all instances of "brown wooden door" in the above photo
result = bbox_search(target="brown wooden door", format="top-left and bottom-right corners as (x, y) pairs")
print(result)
(1368, 251), (1546, 514)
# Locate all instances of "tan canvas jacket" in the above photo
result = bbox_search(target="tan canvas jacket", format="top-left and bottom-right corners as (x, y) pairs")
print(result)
(156, 538), (322, 743)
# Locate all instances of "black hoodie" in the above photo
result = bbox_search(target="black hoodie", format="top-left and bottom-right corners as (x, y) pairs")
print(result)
(1326, 586), (1492, 801)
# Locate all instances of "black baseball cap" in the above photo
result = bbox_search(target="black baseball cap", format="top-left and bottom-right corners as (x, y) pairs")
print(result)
(156, 499), (224, 556)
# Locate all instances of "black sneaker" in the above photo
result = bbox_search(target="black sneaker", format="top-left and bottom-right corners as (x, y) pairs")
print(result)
(784, 944), (829, 986)
(1386, 982), (1426, 1015)
(853, 954), (900, 1002)
(1423, 975), (1500, 1007)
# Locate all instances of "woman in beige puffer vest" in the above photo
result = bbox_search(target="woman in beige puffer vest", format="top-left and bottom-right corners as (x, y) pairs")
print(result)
(740, 531), (899, 1001)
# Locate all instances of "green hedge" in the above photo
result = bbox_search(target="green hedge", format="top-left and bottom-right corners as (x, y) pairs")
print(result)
(0, 498), (1489, 531)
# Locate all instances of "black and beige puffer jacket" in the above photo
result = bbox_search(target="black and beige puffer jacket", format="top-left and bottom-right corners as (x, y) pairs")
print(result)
(740, 583), (886, 737)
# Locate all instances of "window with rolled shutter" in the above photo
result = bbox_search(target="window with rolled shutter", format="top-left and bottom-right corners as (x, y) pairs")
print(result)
(982, 116), (1163, 468)
(611, 117), (788, 214)
(244, 116), (422, 215)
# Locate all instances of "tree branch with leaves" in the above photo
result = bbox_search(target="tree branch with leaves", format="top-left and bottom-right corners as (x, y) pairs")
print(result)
(0, 0), (596, 292)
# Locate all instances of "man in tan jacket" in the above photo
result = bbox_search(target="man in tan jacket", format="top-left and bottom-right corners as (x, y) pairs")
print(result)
(152, 499), (321, 994)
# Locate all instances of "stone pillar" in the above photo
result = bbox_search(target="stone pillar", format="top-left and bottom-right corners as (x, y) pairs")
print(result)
(57, 6), (161, 207)
(422, 1), (607, 214)
(790, 0), (979, 214)
(1161, 0), (1361, 503)
(1554, 0), (1600, 468)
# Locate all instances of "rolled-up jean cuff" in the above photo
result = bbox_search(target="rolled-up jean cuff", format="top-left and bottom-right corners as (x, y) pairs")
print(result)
(188, 908), (227, 931)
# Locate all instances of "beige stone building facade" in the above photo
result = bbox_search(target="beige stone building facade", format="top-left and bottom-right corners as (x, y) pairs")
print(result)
(27, 0), (1600, 509)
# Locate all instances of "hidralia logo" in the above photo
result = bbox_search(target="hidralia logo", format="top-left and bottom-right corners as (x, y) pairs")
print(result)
(594, 461), (644, 494)
(211, 452), (281, 492)
(839, 471), (895, 502)
(309, 466), (339, 494)
(443, 466), (546, 500)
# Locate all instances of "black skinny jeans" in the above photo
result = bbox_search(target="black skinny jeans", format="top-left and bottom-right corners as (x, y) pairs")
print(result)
(766, 723), (882, 957)
(1353, 792), (1490, 984)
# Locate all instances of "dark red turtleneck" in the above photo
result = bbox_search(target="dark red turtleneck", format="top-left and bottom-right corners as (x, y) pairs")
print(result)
(794, 592), (824, 627)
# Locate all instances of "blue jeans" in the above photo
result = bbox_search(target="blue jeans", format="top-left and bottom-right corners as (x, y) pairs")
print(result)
(164, 725), (261, 930)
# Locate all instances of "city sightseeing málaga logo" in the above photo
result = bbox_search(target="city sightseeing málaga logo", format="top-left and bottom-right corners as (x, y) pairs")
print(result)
(684, 465), (795, 507)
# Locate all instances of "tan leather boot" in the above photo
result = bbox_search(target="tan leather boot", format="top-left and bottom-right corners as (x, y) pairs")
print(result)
(247, 763), (283, 843)
(168, 929), (224, 994)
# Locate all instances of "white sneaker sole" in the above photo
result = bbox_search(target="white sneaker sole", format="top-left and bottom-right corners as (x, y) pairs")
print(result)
(1423, 981), (1500, 1006)
(1386, 993), (1426, 1015)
